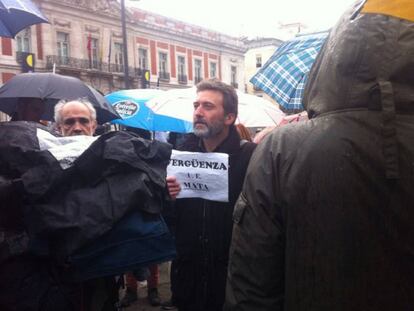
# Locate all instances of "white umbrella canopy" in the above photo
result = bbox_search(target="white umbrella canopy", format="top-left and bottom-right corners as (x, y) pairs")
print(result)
(237, 92), (285, 127)
(146, 87), (285, 128)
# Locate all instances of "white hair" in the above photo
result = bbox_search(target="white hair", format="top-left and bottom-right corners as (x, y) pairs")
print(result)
(54, 98), (97, 125)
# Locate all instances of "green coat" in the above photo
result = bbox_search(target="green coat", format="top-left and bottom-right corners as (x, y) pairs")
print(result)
(225, 2), (414, 310)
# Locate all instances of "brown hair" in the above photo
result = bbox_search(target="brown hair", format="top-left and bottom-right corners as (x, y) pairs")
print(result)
(196, 79), (238, 118)
(236, 123), (252, 142)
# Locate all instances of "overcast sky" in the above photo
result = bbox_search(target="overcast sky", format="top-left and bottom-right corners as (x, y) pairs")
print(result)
(125, 0), (356, 39)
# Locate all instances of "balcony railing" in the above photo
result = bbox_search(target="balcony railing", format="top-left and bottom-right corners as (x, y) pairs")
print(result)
(112, 63), (124, 73)
(194, 76), (203, 84)
(136, 67), (147, 76)
(178, 74), (187, 84)
(46, 55), (138, 77)
(16, 51), (26, 63)
(158, 71), (170, 81)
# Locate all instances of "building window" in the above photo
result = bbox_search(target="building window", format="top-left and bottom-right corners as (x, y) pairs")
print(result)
(194, 59), (202, 84)
(158, 51), (169, 80)
(87, 36), (99, 69)
(177, 55), (187, 84)
(16, 28), (31, 53)
(231, 66), (238, 88)
(256, 55), (262, 68)
(114, 42), (123, 72)
(209, 62), (217, 78)
(56, 32), (70, 65)
(138, 48), (148, 70)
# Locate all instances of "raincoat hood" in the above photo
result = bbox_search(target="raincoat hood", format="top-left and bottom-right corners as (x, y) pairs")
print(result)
(304, 0), (414, 118)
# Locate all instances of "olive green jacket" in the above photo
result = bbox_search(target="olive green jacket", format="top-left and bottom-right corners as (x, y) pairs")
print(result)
(225, 1), (414, 310)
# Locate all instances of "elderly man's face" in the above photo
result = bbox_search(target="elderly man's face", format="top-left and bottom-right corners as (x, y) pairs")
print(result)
(58, 101), (97, 136)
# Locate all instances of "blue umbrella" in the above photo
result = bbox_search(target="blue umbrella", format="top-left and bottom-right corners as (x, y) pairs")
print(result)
(251, 31), (328, 110)
(0, 0), (49, 38)
(106, 89), (193, 133)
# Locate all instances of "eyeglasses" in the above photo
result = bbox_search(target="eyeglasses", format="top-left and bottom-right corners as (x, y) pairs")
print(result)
(63, 117), (91, 127)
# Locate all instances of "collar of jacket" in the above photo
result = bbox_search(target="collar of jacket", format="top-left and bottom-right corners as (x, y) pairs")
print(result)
(181, 125), (241, 154)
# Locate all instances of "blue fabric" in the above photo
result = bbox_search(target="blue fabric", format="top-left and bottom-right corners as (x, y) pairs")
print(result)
(106, 89), (193, 133)
(68, 210), (176, 281)
(250, 32), (328, 110)
(0, 0), (48, 38)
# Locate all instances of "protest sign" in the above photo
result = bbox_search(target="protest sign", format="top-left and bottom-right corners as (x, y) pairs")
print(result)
(167, 150), (229, 202)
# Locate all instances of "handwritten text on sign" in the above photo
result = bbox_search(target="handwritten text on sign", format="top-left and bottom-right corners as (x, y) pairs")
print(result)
(167, 150), (229, 202)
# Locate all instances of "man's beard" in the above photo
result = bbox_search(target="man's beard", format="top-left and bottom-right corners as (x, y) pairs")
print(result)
(193, 116), (225, 139)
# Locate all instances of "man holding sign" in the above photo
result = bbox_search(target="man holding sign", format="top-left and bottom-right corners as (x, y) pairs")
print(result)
(166, 79), (256, 311)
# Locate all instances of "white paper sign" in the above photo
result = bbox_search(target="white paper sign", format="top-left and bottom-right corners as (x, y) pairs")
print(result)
(167, 150), (229, 202)
(37, 128), (98, 169)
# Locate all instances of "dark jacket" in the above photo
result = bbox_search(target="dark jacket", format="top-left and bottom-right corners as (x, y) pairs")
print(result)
(172, 125), (255, 311)
(225, 3), (414, 311)
(0, 122), (173, 310)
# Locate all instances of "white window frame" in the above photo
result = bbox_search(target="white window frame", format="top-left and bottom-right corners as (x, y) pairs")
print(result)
(114, 42), (124, 72)
(231, 65), (237, 85)
(16, 28), (31, 53)
(194, 58), (203, 83)
(256, 54), (262, 68)
(138, 47), (148, 70)
(88, 37), (99, 68)
(158, 51), (169, 74)
(209, 61), (217, 78)
(56, 32), (70, 64)
(177, 55), (186, 79)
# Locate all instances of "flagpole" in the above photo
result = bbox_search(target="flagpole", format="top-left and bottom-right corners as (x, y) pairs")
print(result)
(121, 0), (130, 89)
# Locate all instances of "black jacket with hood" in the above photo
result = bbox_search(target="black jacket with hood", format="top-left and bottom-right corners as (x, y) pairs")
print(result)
(171, 125), (256, 311)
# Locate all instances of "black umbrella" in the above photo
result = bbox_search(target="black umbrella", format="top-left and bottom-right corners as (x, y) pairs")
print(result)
(0, 73), (121, 124)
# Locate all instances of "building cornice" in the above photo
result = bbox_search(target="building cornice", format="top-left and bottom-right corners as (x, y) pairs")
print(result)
(134, 21), (246, 56)
(40, 0), (123, 20)
(53, 18), (71, 29)
(38, 0), (247, 55)
(243, 37), (284, 49)
(129, 8), (247, 54)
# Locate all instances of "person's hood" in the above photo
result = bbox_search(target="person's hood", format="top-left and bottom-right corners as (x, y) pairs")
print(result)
(303, 0), (414, 118)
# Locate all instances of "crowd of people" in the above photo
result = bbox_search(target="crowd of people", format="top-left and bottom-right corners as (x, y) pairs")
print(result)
(1, 1), (414, 311)
(0, 79), (256, 311)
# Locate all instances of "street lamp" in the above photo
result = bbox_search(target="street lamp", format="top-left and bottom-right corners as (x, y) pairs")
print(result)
(121, 0), (130, 89)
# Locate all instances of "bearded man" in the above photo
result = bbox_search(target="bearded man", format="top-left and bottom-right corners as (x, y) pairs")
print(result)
(166, 79), (256, 311)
